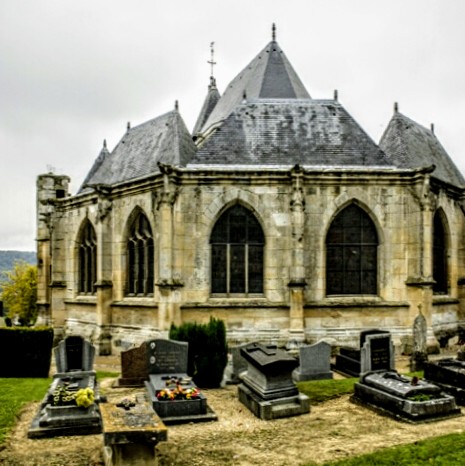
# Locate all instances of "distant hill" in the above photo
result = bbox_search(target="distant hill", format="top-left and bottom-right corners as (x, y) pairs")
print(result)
(0, 250), (36, 276)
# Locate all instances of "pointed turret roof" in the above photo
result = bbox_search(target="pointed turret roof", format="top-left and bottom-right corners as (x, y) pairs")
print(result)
(79, 109), (196, 192)
(198, 38), (311, 134)
(193, 77), (221, 136)
(379, 110), (465, 187)
(79, 139), (110, 192)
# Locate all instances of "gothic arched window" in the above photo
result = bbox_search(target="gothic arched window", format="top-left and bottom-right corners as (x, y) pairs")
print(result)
(433, 211), (448, 294)
(127, 213), (154, 296)
(210, 204), (264, 295)
(326, 204), (378, 295)
(78, 221), (97, 295)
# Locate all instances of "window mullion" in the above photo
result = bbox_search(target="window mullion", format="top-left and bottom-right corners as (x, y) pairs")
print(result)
(226, 244), (230, 295)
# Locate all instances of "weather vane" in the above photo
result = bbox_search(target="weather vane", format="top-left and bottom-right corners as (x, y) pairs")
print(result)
(208, 41), (217, 78)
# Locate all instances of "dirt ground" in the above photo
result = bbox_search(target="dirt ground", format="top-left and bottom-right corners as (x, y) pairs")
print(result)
(1, 354), (464, 466)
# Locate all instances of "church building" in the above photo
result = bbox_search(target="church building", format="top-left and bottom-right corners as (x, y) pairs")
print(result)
(36, 27), (465, 355)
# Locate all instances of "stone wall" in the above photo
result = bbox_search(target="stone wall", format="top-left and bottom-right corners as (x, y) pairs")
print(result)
(36, 167), (465, 353)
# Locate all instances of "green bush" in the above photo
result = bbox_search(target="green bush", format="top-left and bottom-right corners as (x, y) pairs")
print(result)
(0, 327), (53, 377)
(170, 317), (228, 388)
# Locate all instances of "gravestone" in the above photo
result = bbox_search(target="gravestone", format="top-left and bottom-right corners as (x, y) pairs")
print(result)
(292, 341), (333, 381)
(352, 331), (460, 422)
(410, 307), (428, 371)
(424, 356), (465, 405)
(333, 329), (390, 377)
(54, 335), (96, 373)
(238, 342), (310, 420)
(28, 337), (102, 438)
(360, 333), (395, 374)
(118, 341), (150, 386)
(224, 343), (249, 384)
(143, 339), (217, 424)
(118, 339), (189, 387)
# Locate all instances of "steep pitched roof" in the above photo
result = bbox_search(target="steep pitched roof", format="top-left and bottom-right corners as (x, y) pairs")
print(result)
(79, 140), (111, 192)
(79, 110), (196, 192)
(189, 99), (391, 167)
(193, 77), (221, 135)
(199, 40), (311, 134)
(379, 112), (465, 187)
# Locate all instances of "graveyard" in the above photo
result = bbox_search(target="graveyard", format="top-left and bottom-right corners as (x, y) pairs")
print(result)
(1, 338), (465, 465)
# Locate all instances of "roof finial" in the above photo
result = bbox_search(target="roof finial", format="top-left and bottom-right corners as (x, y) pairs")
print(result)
(272, 23), (276, 41)
(208, 41), (217, 79)
(127, 121), (131, 131)
(175, 100), (179, 111)
(394, 102), (399, 114)
(334, 89), (338, 101)
(103, 139), (107, 149)
(431, 123), (434, 134)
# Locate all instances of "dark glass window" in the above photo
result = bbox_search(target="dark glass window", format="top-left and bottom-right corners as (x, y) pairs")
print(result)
(210, 205), (264, 295)
(127, 213), (154, 296)
(78, 221), (97, 295)
(326, 204), (378, 295)
(433, 212), (447, 294)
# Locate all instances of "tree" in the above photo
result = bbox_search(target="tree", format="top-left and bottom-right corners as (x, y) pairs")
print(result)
(1, 261), (38, 326)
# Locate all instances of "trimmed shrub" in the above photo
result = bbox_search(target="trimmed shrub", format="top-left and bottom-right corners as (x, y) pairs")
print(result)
(0, 326), (53, 377)
(170, 317), (228, 388)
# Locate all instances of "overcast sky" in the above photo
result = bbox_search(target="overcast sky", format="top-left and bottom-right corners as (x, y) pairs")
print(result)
(2, 0), (465, 251)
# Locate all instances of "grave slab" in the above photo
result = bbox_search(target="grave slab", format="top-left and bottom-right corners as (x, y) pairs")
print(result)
(101, 395), (167, 466)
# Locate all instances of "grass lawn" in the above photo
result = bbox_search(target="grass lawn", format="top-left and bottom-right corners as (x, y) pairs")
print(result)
(322, 432), (465, 465)
(0, 377), (51, 445)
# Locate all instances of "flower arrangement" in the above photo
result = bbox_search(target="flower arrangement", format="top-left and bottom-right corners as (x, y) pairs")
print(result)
(52, 385), (95, 408)
(156, 386), (201, 401)
(75, 387), (95, 408)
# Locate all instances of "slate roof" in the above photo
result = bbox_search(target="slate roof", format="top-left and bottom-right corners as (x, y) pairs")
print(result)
(189, 99), (392, 167)
(199, 40), (311, 134)
(79, 110), (196, 192)
(192, 77), (221, 136)
(379, 112), (465, 187)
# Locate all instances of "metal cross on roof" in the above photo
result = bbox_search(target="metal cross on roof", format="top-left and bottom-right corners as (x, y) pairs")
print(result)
(208, 41), (217, 78)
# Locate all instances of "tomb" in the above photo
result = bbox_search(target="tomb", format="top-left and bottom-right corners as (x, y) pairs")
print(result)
(424, 355), (465, 405)
(293, 341), (333, 381)
(352, 332), (461, 422)
(28, 336), (102, 438)
(101, 394), (168, 466)
(238, 342), (310, 420)
(333, 329), (390, 377)
(142, 339), (218, 424)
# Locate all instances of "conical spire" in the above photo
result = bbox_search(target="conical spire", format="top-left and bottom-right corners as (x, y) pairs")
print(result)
(193, 43), (222, 135)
